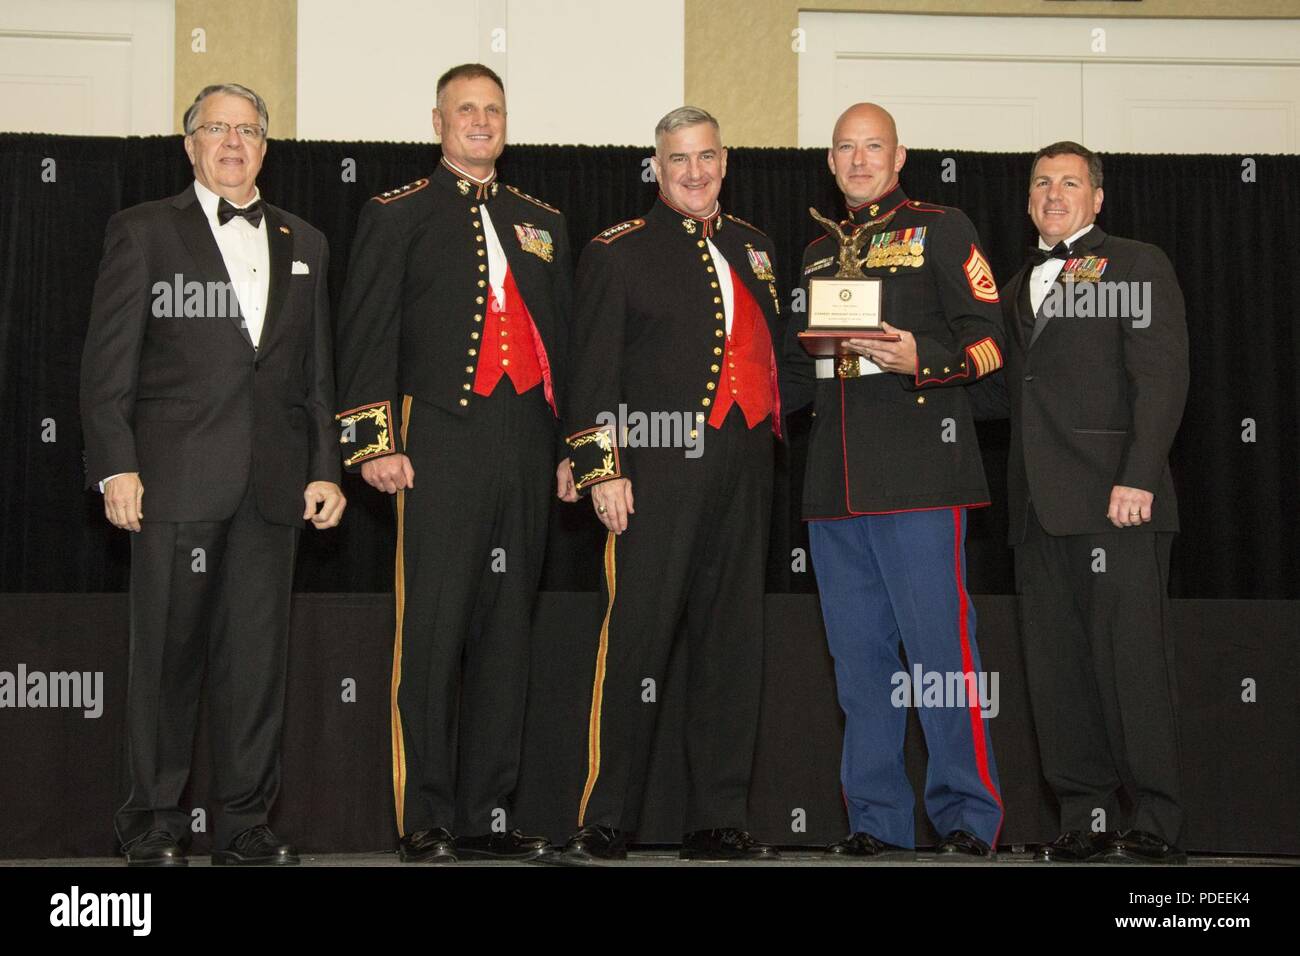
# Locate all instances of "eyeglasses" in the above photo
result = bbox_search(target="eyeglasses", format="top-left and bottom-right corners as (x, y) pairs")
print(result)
(193, 122), (266, 141)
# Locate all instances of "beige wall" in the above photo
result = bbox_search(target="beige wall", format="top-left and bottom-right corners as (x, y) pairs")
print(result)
(173, 0), (296, 136)
(169, 0), (1298, 144)
(685, 0), (1300, 147)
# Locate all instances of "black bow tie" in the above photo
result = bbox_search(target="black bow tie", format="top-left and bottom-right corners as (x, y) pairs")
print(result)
(217, 197), (264, 227)
(1028, 242), (1072, 267)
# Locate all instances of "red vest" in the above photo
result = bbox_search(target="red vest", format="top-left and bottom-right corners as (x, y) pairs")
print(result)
(707, 270), (781, 437)
(472, 265), (557, 415)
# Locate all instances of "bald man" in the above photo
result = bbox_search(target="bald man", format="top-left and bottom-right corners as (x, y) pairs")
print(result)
(783, 103), (1006, 859)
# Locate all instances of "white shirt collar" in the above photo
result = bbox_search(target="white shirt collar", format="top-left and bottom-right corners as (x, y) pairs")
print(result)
(1038, 224), (1094, 252)
(193, 179), (262, 222)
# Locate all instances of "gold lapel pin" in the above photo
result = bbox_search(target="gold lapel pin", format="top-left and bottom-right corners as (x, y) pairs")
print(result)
(279, 225), (291, 234)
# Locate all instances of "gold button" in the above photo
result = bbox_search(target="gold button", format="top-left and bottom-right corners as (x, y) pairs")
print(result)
(702, 397), (711, 406)
(475, 236), (483, 243)
(477, 249), (485, 256)
(459, 398), (469, 407)
(468, 349), (477, 356)
(500, 315), (508, 322)
(462, 383), (471, 391)
(478, 280), (486, 288)
(922, 367), (930, 375)
(502, 358), (510, 367)
(944, 367), (950, 373)
(706, 266), (714, 273)
(478, 264), (486, 272)
(917, 396), (926, 405)
(713, 347), (722, 355)
(715, 312), (724, 320)
(501, 331), (508, 338)
(701, 254), (710, 261)
(696, 412), (705, 422)
(728, 362), (735, 368)
(474, 314), (483, 323)
(730, 375), (736, 381)
(711, 364), (720, 373)
(470, 205), (478, 212)
(960, 362), (967, 368)
(473, 221), (480, 227)
(476, 296), (484, 304)
(697, 240), (706, 248)
(471, 332), (480, 340)
(713, 297), (722, 304)
(731, 389), (737, 395)
(711, 281), (719, 289)
(715, 329), (724, 338)
(465, 366), (474, 373)
(501, 343), (509, 351)
(689, 429), (698, 439)
(706, 382), (716, 391)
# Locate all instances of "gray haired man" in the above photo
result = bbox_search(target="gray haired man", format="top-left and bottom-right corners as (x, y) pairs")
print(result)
(80, 82), (344, 866)
(553, 107), (784, 863)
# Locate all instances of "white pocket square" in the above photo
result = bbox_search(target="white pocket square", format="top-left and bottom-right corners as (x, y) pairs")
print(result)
(291, 260), (310, 275)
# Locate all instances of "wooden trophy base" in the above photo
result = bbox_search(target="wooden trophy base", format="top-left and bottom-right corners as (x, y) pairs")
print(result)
(798, 329), (901, 356)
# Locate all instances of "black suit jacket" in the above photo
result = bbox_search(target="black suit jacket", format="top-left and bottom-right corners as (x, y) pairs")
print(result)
(79, 184), (340, 526)
(977, 225), (1188, 543)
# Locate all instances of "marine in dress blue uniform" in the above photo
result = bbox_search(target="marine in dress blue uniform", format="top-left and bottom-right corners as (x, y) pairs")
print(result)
(782, 103), (1005, 857)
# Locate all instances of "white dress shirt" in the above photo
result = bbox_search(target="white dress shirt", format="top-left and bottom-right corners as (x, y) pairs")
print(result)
(1029, 224), (1094, 315)
(193, 178), (270, 347)
(705, 236), (735, 335)
(442, 159), (510, 310)
(480, 203), (509, 311)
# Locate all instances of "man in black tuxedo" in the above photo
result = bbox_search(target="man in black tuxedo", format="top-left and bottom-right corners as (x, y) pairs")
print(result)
(80, 83), (345, 866)
(976, 141), (1189, 864)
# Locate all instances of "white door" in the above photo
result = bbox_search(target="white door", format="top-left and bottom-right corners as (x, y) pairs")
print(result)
(798, 12), (1300, 154)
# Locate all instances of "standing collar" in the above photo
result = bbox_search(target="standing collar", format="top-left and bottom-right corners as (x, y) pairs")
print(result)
(846, 183), (908, 225)
(652, 192), (724, 238)
(436, 157), (499, 200)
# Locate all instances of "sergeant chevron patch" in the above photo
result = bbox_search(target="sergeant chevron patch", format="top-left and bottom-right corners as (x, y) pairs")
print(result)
(963, 245), (999, 303)
(966, 337), (1003, 377)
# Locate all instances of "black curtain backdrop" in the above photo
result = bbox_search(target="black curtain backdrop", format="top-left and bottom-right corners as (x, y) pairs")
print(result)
(1, 133), (1296, 597)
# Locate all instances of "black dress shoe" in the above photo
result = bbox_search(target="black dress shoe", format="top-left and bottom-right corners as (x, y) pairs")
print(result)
(457, 829), (551, 861)
(124, 829), (187, 867)
(681, 828), (779, 861)
(934, 830), (994, 859)
(826, 832), (914, 861)
(212, 825), (299, 866)
(554, 825), (627, 864)
(1104, 829), (1187, 865)
(398, 828), (458, 864)
(1035, 830), (1110, 863)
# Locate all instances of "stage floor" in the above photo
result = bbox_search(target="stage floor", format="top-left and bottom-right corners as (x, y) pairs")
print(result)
(5, 850), (1295, 867)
